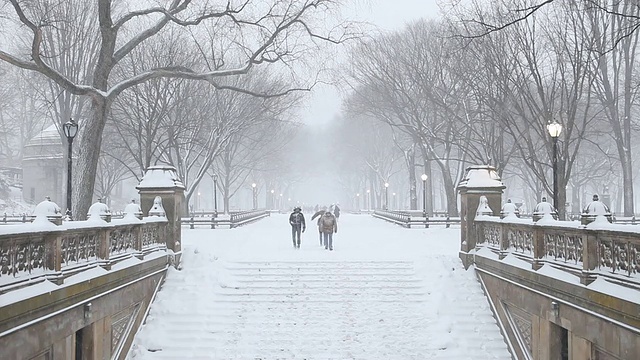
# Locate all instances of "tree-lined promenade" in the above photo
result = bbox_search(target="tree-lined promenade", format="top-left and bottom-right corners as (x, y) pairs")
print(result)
(1, 1), (640, 220)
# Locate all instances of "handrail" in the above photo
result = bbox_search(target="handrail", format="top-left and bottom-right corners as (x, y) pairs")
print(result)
(230, 210), (269, 228)
(180, 209), (269, 229)
(373, 209), (460, 228)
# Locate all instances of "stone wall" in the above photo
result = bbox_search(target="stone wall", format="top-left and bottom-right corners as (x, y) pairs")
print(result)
(0, 256), (167, 359)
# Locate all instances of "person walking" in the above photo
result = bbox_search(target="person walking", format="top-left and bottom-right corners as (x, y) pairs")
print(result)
(320, 210), (337, 251)
(289, 206), (306, 248)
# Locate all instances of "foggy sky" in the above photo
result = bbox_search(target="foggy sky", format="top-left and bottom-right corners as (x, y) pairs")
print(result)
(303, 0), (443, 128)
(292, 0), (443, 208)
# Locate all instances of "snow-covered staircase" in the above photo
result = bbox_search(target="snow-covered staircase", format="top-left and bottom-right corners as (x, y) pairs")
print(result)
(128, 214), (511, 359)
(130, 261), (510, 359)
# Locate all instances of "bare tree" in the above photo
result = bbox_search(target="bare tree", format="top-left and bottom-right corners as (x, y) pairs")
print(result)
(586, 0), (640, 216)
(0, 0), (357, 218)
(456, 1), (601, 219)
(345, 21), (475, 216)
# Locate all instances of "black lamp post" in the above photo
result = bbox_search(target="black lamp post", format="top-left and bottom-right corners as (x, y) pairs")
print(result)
(384, 182), (389, 210)
(62, 118), (78, 219)
(547, 120), (563, 219)
(213, 173), (218, 216)
(421, 174), (428, 217)
(251, 183), (257, 210)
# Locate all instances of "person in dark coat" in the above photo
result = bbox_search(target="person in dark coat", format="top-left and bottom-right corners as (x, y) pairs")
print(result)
(333, 203), (341, 219)
(289, 206), (306, 248)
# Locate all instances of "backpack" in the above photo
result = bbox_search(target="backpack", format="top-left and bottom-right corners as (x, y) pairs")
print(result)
(321, 214), (335, 228)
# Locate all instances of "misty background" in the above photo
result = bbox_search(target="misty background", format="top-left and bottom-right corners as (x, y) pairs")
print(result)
(1, 1), (639, 221)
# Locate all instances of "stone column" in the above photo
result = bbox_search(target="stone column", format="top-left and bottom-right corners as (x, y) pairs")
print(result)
(457, 165), (506, 268)
(136, 165), (185, 264)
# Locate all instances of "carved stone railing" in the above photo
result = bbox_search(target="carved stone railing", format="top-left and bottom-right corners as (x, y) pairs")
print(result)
(0, 217), (168, 293)
(372, 210), (411, 227)
(229, 210), (270, 228)
(373, 209), (461, 228)
(474, 216), (640, 286)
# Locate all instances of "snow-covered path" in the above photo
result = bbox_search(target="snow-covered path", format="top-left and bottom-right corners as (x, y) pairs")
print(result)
(128, 214), (511, 359)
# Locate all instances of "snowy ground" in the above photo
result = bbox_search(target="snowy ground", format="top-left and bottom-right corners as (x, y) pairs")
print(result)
(127, 213), (512, 360)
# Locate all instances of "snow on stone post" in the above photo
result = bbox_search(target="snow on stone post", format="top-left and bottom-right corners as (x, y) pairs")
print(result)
(136, 165), (186, 264)
(457, 165), (506, 269)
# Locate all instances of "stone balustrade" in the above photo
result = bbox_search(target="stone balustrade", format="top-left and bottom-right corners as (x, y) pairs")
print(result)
(373, 209), (460, 228)
(474, 216), (640, 286)
(229, 209), (270, 228)
(0, 217), (168, 292)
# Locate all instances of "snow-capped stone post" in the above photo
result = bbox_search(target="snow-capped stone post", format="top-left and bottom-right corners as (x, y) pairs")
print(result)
(32, 196), (63, 225)
(581, 194), (612, 226)
(457, 165), (506, 268)
(136, 165), (186, 264)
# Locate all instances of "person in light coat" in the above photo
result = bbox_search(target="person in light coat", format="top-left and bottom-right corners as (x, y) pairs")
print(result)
(319, 210), (338, 250)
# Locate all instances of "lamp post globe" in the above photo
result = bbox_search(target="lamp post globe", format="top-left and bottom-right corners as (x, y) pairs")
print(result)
(62, 118), (78, 219)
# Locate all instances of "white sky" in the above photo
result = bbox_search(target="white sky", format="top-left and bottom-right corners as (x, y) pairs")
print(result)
(127, 214), (512, 359)
(302, 0), (444, 128)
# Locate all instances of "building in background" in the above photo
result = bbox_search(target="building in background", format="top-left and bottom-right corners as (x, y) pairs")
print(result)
(22, 125), (63, 205)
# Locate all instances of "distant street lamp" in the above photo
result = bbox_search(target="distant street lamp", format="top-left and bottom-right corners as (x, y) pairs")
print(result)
(366, 189), (370, 211)
(252, 183), (257, 210)
(213, 173), (218, 216)
(271, 189), (275, 210)
(280, 193), (283, 210)
(421, 174), (428, 217)
(547, 119), (563, 218)
(384, 182), (389, 210)
(62, 118), (78, 219)
(356, 193), (360, 211)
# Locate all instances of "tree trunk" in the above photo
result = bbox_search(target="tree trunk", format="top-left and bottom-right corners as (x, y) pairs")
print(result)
(74, 98), (109, 220)
(622, 157), (634, 216)
(441, 169), (459, 217)
(406, 148), (417, 210)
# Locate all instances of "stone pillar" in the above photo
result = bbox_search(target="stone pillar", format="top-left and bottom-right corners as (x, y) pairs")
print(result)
(457, 165), (506, 268)
(136, 165), (185, 264)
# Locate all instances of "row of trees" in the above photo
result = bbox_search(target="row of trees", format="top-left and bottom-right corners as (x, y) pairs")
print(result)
(334, 0), (640, 217)
(0, 0), (354, 217)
